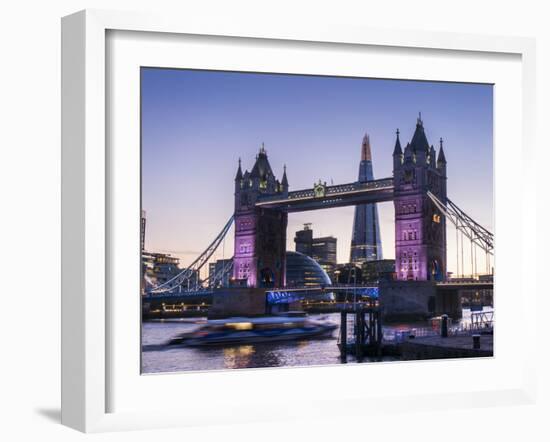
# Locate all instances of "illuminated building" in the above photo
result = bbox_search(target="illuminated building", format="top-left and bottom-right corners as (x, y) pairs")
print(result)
(142, 251), (190, 289)
(361, 259), (396, 283)
(208, 258), (232, 288)
(285, 251), (331, 288)
(334, 263), (363, 285)
(393, 115), (447, 281)
(294, 223), (337, 282)
(233, 144), (288, 288)
(350, 133), (383, 265)
(141, 210), (146, 251)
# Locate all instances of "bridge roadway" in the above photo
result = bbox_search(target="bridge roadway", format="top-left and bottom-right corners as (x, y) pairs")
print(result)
(435, 281), (494, 291)
(255, 177), (394, 212)
(142, 280), (493, 305)
(142, 285), (379, 304)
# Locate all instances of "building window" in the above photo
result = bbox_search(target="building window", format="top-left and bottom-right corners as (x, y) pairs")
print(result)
(239, 243), (252, 253)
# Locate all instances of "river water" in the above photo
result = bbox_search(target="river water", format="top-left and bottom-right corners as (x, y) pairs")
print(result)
(141, 308), (492, 374)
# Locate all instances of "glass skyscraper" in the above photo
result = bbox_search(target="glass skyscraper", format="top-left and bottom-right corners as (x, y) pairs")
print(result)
(350, 134), (383, 265)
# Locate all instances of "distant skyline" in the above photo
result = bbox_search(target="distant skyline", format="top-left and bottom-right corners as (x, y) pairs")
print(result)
(141, 68), (493, 277)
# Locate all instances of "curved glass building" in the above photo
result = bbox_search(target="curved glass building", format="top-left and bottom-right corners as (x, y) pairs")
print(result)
(285, 251), (331, 288)
(209, 251), (332, 289)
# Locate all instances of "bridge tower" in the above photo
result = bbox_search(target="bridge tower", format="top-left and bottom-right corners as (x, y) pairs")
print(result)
(233, 145), (288, 288)
(392, 115), (447, 281)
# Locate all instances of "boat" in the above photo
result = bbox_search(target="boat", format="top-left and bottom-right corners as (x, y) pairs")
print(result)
(166, 315), (338, 347)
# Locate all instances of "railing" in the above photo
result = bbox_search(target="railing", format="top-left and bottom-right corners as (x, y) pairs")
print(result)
(143, 289), (214, 300)
(324, 178), (393, 196)
(257, 177), (393, 204)
(471, 310), (494, 329)
(436, 280), (493, 286)
(383, 319), (494, 343)
(270, 284), (378, 291)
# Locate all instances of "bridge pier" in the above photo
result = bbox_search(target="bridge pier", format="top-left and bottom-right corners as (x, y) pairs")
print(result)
(379, 280), (437, 322)
(338, 306), (383, 360)
(379, 280), (463, 322)
(208, 287), (268, 319)
(435, 288), (462, 320)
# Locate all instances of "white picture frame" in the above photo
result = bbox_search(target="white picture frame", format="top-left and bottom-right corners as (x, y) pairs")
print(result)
(61, 9), (537, 433)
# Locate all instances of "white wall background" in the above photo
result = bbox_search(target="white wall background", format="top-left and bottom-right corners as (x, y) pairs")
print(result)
(0, 1), (548, 440)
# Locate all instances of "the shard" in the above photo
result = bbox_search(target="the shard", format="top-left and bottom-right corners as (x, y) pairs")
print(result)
(349, 134), (383, 264)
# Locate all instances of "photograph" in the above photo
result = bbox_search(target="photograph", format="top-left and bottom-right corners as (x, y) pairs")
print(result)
(140, 68), (494, 374)
(1, 0), (545, 438)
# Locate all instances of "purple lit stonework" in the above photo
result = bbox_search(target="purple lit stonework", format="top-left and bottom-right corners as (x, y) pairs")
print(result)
(393, 115), (447, 281)
(233, 146), (288, 288)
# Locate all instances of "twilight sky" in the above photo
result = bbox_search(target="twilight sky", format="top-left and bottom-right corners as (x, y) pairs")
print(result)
(141, 68), (493, 277)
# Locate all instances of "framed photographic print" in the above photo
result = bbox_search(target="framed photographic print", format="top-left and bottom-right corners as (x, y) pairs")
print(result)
(61, 9), (537, 432)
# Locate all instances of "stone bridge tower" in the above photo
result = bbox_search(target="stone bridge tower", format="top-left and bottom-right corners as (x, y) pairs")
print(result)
(233, 145), (288, 288)
(392, 115), (447, 281)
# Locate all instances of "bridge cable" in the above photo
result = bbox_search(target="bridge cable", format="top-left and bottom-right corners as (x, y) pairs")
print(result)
(427, 191), (493, 255)
(456, 228), (459, 279)
(460, 232), (464, 278)
(201, 259), (234, 289)
(149, 215), (234, 293)
(470, 238), (474, 279)
(474, 241), (477, 278)
(221, 221), (226, 285)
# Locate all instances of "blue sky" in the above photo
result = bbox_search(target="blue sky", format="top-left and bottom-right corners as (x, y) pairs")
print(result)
(141, 68), (493, 276)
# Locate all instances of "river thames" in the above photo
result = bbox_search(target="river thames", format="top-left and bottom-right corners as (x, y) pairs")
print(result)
(141, 308), (492, 373)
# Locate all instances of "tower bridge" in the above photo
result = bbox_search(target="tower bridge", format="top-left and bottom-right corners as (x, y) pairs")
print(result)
(145, 115), (493, 321)
(232, 115), (449, 288)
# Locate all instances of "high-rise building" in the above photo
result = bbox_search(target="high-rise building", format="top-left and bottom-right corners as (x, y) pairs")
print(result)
(142, 251), (191, 291)
(361, 259), (396, 283)
(208, 258), (233, 288)
(350, 134), (383, 265)
(140, 209), (197, 292)
(334, 263), (363, 285)
(141, 210), (147, 251)
(294, 223), (314, 256)
(294, 223), (337, 282)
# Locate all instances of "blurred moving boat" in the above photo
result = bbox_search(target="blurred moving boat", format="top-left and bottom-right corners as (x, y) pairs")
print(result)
(167, 316), (337, 346)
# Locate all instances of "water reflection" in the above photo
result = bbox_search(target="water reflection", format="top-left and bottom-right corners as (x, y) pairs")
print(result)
(141, 309), (492, 374)
(223, 345), (256, 369)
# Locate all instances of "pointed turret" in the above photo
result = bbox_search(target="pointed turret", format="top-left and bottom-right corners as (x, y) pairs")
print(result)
(429, 145), (436, 168)
(404, 142), (414, 163)
(250, 142), (274, 179)
(281, 164), (289, 188)
(411, 112), (429, 163)
(235, 157), (243, 181)
(242, 170), (250, 188)
(437, 137), (447, 168)
(393, 128), (403, 170)
(361, 134), (372, 161)
(393, 129), (402, 156)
